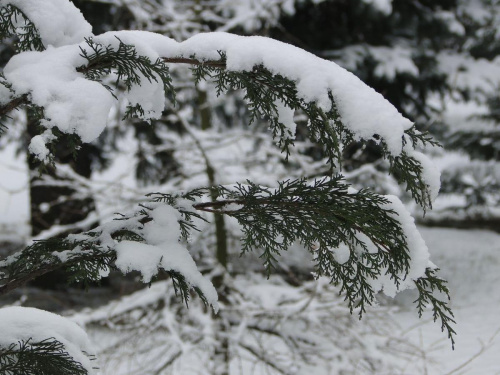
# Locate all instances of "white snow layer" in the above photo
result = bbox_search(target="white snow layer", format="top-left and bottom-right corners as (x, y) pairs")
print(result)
(4, 45), (115, 144)
(410, 149), (441, 202)
(4, 27), (417, 158)
(361, 0), (393, 15)
(275, 99), (297, 139)
(115, 205), (219, 311)
(369, 195), (430, 297)
(0, 0), (92, 47)
(0, 306), (96, 374)
(173, 32), (413, 155)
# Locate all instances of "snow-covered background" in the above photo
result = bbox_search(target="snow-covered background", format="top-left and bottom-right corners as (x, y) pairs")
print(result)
(1, 0), (500, 374)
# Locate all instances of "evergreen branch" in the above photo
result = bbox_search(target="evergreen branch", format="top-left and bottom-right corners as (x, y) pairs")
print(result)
(0, 38), (436, 212)
(186, 53), (433, 209)
(0, 200), (208, 307)
(192, 178), (411, 315)
(0, 4), (44, 51)
(0, 238), (115, 296)
(0, 338), (91, 375)
(405, 126), (441, 149)
(146, 189), (209, 241)
(189, 54), (351, 166)
(414, 268), (456, 348)
(189, 179), (456, 344)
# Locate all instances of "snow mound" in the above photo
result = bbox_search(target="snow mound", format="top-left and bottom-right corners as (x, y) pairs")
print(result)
(115, 205), (219, 311)
(0, 306), (96, 374)
(0, 0), (92, 47)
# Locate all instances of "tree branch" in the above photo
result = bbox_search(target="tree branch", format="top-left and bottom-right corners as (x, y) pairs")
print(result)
(239, 343), (288, 375)
(0, 95), (29, 117)
(0, 252), (112, 297)
(162, 57), (226, 68)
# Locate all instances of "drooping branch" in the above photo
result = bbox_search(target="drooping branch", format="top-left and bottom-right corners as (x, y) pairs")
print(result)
(0, 243), (114, 297)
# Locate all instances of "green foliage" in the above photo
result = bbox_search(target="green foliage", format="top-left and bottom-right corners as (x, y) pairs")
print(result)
(0, 237), (115, 290)
(185, 178), (455, 344)
(0, 1), (458, 363)
(414, 268), (456, 348)
(191, 53), (351, 166)
(0, 338), (92, 375)
(0, 175), (456, 346)
(0, 206), (207, 305)
(78, 37), (175, 117)
(388, 151), (432, 210)
(0, 4), (44, 52)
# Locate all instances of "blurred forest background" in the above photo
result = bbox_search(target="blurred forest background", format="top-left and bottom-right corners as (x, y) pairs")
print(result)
(1, 0), (500, 374)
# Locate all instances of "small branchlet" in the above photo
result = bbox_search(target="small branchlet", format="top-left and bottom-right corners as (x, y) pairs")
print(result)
(414, 268), (456, 348)
(0, 202), (207, 307)
(190, 53), (352, 166)
(405, 126), (441, 149)
(146, 188), (208, 241)
(388, 151), (432, 210)
(0, 237), (115, 293)
(0, 4), (44, 51)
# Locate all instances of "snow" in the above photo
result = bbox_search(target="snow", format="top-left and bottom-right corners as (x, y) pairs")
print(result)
(370, 46), (418, 79)
(4, 45), (115, 146)
(368, 195), (430, 297)
(330, 243), (350, 264)
(334, 45), (418, 81)
(174, 32), (413, 155)
(395, 227), (500, 374)
(411, 150), (441, 202)
(436, 11), (466, 36)
(0, 0), (92, 48)
(115, 205), (219, 311)
(100, 29), (415, 156)
(274, 99), (297, 140)
(71, 227), (500, 375)
(438, 52), (500, 95)
(0, 82), (11, 104)
(0, 142), (29, 236)
(0, 306), (96, 374)
(361, 0), (392, 15)
(441, 99), (495, 133)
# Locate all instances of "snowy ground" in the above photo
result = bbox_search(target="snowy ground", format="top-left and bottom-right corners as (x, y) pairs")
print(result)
(395, 227), (500, 375)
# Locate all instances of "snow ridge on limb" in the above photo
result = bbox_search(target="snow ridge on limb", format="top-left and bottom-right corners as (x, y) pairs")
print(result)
(0, 201), (219, 312)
